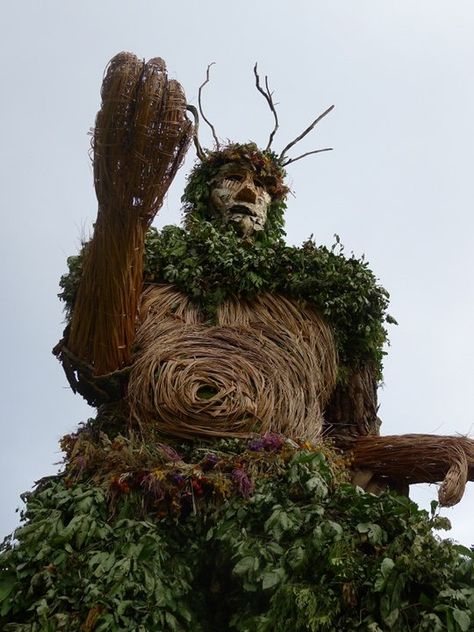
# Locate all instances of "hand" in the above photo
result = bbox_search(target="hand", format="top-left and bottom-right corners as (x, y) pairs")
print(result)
(93, 52), (193, 225)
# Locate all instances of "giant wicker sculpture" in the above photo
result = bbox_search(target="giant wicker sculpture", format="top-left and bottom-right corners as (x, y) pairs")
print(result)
(2, 53), (474, 631)
(54, 52), (474, 505)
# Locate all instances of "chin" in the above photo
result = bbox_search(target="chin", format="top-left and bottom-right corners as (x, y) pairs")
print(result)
(229, 216), (260, 236)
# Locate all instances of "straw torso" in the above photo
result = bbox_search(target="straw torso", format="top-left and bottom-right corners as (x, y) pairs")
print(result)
(128, 284), (338, 441)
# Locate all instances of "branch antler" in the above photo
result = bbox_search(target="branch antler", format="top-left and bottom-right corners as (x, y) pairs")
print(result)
(186, 105), (206, 161)
(198, 62), (220, 149)
(279, 105), (335, 165)
(282, 147), (333, 167)
(253, 63), (279, 151)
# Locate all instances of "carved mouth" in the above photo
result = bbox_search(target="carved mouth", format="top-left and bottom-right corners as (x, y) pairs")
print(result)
(229, 204), (256, 217)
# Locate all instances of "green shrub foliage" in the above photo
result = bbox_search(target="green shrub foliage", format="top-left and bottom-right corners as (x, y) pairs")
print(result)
(1, 440), (473, 631)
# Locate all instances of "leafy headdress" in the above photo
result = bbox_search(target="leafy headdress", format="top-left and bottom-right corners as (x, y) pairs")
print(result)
(183, 64), (334, 237)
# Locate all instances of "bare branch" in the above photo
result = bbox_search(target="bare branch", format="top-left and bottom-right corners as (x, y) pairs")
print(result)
(282, 147), (333, 167)
(198, 62), (220, 149)
(186, 105), (206, 161)
(253, 63), (279, 151)
(279, 105), (334, 162)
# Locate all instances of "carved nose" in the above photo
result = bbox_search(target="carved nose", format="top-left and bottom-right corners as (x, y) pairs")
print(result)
(235, 185), (257, 204)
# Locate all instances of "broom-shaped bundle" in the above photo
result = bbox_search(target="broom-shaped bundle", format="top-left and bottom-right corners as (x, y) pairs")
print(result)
(351, 434), (474, 506)
(67, 53), (193, 375)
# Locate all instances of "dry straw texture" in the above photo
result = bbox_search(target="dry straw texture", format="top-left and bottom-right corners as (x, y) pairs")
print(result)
(128, 285), (338, 441)
(351, 434), (474, 506)
(67, 53), (192, 375)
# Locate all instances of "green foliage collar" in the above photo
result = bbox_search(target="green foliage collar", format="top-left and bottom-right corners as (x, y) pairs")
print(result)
(142, 224), (392, 376)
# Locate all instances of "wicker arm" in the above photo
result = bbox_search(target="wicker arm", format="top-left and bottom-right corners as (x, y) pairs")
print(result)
(350, 434), (474, 507)
(324, 366), (380, 443)
(65, 53), (192, 376)
(324, 371), (474, 507)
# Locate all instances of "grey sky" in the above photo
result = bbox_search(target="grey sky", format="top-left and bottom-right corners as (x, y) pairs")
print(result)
(1, 1), (473, 545)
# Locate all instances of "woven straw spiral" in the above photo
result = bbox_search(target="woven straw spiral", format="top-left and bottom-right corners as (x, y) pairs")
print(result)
(128, 285), (338, 441)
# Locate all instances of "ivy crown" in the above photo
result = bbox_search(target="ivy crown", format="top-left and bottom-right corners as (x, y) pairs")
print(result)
(181, 143), (289, 240)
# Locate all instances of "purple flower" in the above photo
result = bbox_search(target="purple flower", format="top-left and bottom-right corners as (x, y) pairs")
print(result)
(262, 433), (285, 451)
(201, 453), (219, 470)
(248, 433), (285, 452)
(232, 468), (253, 498)
(169, 472), (185, 487)
(248, 438), (265, 452)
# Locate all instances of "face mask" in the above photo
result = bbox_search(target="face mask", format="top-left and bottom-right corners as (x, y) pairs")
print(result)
(210, 167), (271, 236)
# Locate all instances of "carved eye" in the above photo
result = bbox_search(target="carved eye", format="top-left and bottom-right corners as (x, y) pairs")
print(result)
(253, 178), (264, 188)
(227, 174), (244, 182)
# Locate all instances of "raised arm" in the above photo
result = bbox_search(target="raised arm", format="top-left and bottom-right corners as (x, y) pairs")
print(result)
(64, 53), (192, 377)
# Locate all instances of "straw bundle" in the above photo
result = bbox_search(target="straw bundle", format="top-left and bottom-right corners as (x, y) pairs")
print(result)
(128, 285), (338, 440)
(351, 434), (474, 506)
(67, 53), (192, 375)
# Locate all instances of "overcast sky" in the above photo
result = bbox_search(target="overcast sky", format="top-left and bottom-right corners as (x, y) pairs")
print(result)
(1, 1), (473, 545)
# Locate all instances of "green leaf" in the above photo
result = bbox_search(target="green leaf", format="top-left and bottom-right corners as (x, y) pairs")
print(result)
(266, 542), (284, 556)
(164, 611), (179, 630)
(261, 567), (286, 590)
(233, 556), (256, 577)
(384, 608), (399, 628)
(452, 609), (470, 631)
(452, 544), (474, 558)
(446, 609), (456, 632)
(381, 557), (395, 577)
(357, 522), (383, 544)
(420, 613), (444, 632)
(286, 545), (305, 570)
(0, 574), (16, 602)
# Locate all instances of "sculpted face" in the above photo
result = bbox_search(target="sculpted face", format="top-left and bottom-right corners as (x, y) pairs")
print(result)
(210, 165), (272, 236)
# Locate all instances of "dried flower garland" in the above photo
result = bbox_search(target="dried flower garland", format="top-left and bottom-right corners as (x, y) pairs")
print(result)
(60, 425), (348, 519)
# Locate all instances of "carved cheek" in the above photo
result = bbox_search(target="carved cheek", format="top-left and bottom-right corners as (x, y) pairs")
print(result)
(211, 187), (234, 211)
(255, 191), (271, 219)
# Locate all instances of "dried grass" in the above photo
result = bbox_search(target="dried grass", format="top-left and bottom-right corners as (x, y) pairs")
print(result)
(128, 285), (338, 441)
(67, 53), (192, 374)
(351, 434), (474, 506)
